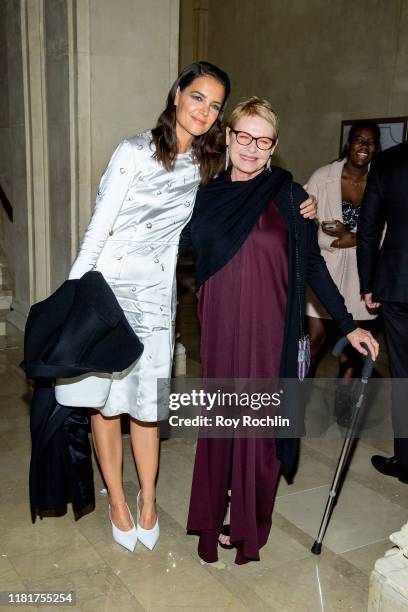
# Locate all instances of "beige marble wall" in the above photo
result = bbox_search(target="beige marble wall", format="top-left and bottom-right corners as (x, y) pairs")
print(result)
(180, 0), (408, 182)
(84, 0), (180, 234)
(0, 0), (180, 328)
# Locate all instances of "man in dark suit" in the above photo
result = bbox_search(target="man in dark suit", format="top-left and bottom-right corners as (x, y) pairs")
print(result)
(357, 141), (408, 482)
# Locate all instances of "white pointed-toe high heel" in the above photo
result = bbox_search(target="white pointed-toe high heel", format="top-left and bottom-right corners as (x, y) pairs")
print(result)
(109, 503), (138, 552)
(137, 491), (159, 550)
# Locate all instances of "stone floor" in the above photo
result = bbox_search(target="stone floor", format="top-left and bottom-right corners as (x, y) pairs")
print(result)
(0, 290), (407, 611)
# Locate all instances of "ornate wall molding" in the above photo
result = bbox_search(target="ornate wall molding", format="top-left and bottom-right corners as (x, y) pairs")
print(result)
(193, 0), (208, 61)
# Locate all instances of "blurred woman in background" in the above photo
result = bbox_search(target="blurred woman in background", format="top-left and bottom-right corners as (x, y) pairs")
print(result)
(306, 120), (380, 421)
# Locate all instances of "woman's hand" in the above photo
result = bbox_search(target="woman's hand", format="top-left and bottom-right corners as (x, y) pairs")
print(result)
(300, 187), (318, 219)
(330, 232), (356, 249)
(346, 328), (379, 360)
(364, 292), (381, 309)
(321, 220), (348, 238)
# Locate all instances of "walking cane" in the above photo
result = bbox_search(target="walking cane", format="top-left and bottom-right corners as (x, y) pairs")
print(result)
(311, 336), (374, 555)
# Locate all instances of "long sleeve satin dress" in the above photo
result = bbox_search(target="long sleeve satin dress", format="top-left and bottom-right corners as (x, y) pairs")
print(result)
(68, 131), (200, 421)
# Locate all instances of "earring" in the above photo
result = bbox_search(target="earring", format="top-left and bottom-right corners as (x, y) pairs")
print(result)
(225, 148), (230, 172)
(266, 156), (272, 172)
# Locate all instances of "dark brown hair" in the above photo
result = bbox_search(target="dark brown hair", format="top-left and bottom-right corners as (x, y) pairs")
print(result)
(151, 61), (230, 184)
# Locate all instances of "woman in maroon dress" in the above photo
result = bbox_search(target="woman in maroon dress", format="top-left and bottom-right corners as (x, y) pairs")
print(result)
(186, 97), (379, 565)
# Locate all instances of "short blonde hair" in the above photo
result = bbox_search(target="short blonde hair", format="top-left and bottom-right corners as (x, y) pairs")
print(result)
(228, 96), (279, 138)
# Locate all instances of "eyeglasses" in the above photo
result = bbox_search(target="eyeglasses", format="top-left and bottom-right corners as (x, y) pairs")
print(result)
(230, 129), (276, 150)
(350, 136), (378, 147)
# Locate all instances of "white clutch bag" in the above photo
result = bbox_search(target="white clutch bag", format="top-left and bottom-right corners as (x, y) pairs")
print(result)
(55, 373), (113, 408)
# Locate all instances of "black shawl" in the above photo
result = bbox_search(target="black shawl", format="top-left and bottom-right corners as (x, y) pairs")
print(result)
(190, 168), (291, 287)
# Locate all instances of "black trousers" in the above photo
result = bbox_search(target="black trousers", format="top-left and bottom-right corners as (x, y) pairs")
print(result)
(381, 302), (408, 469)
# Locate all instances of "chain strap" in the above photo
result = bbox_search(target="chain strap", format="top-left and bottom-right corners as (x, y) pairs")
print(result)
(288, 181), (310, 380)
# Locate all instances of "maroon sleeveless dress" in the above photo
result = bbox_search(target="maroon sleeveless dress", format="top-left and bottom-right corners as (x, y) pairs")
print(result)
(187, 201), (288, 564)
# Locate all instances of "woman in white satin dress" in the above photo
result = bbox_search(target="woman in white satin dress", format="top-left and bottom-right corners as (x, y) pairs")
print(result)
(66, 62), (231, 551)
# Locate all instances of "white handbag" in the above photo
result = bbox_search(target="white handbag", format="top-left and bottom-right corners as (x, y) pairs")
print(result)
(55, 372), (113, 408)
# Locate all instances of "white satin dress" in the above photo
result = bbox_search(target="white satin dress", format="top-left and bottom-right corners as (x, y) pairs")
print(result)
(68, 130), (200, 420)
